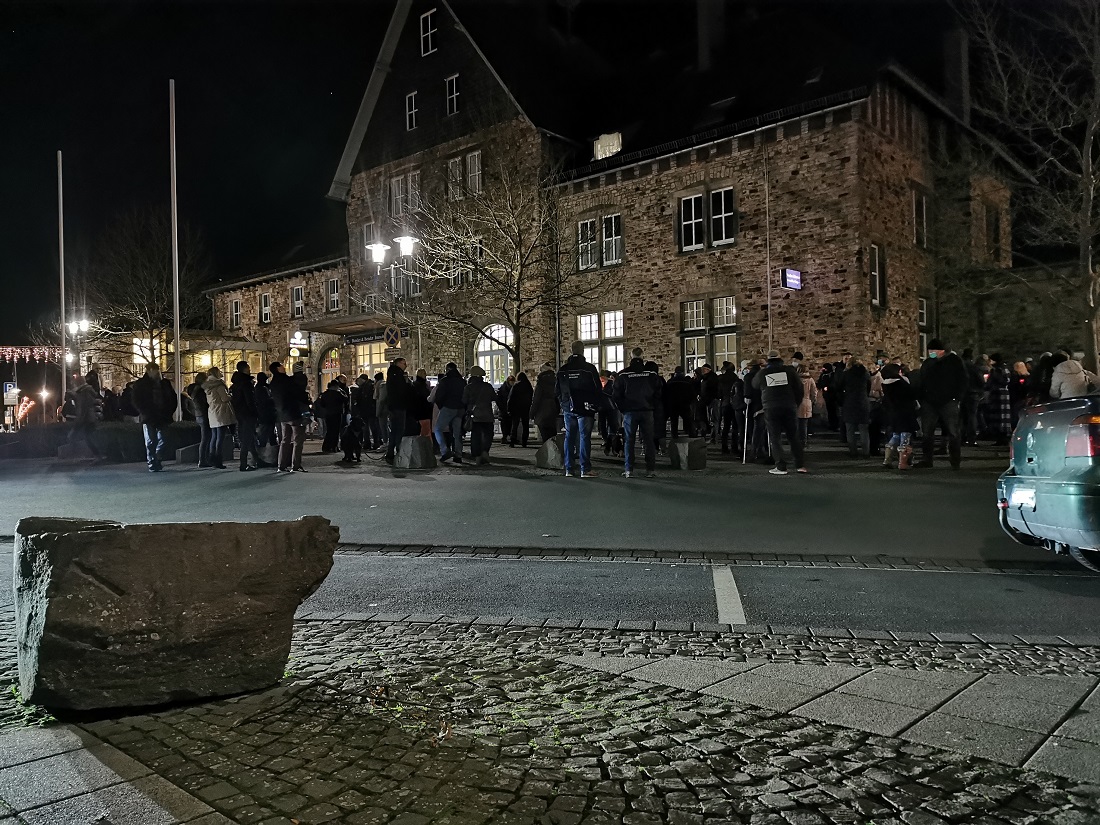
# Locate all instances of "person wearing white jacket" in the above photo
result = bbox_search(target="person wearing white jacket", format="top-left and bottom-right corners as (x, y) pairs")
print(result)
(202, 367), (237, 469)
(1049, 354), (1099, 400)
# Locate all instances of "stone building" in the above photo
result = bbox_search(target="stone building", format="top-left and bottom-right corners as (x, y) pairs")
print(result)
(209, 0), (1017, 382)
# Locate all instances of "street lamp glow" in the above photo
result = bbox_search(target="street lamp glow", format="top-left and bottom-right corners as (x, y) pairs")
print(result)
(78, 319), (89, 333)
(67, 321), (78, 335)
(366, 242), (391, 264)
(39, 389), (49, 400)
(394, 236), (419, 257)
(65, 352), (74, 363)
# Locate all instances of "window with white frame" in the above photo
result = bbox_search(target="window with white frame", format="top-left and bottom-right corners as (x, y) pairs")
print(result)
(712, 295), (736, 327)
(259, 292), (271, 324)
(291, 285), (304, 318)
(390, 175), (407, 216)
(355, 342), (387, 377)
(420, 9), (437, 55)
(917, 296), (928, 327)
(577, 219), (597, 270)
(229, 299), (241, 329)
(681, 300), (705, 330)
(680, 194), (704, 251)
(361, 221), (375, 255)
(869, 243), (887, 307)
(327, 278), (340, 312)
(466, 150), (482, 194)
(913, 189), (928, 248)
(684, 336), (707, 373)
(602, 214), (622, 265)
(445, 74), (459, 115)
(408, 170), (421, 212)
(919, 332), (929, 359)
(469, 239), (484, 282)
(710, 187), (737, 245)
(405, 92), (418, 131)
(390, 262), (420, 299)
(713, 333), (738, 367)
(577, 310), (625, 371)
(447, 157), (463, 201)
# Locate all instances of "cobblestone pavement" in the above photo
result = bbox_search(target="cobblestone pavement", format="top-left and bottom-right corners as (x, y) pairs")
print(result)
(3, 617), (1097, 824)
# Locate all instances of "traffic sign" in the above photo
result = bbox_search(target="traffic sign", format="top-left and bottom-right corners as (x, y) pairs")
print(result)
(384, 347), (403, 361)
(3, 391), (18, 407)
(3, 383), (14, 395)
(383, 325), (401, 347)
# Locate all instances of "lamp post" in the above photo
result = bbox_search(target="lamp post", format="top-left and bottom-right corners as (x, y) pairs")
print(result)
(39, 389), (49, 425)
(66, 318), (90, 378)
(366, 235), (419, 329)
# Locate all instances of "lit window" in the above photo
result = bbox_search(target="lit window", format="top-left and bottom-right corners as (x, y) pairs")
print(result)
(602, 214), (622, 265)
(602, 310), (623, 339)
(918, 297), (928, 327)
(604, 344), (624, 373)
(466, 150), (482, 195)
(291, 285), (304, 318)
(684, 336), (707, 372)
(408, 170), (421, 212)
(405, 92), (418, 131)
(919, 332), (929, 358)
(260, 292), (271, 324)
(577, 310), (625, 370)
(712, 296), (736, 327)
(913, 190), (928, 248)
(583, 345), (600, 366)
(680, 194), (704, 251)
(593, 132), (622, 160)
(578, 313), (599, 341)
(713, 333), (737, 366)
(361, 221), (375, 254)
(682, 300), (705, 330)
(577, 220), (597, 270)
(229, 299), (241, 329)
(327, 278), (340, 312)
(447, 157), (463, 201)
(870, 243), (887, 307)
(710, 187), (737, 245)
(355, 342), (387, 377)
(445, 74), (459, 115)
(391, 175), (407, 216)
(420, 9), (437, 56)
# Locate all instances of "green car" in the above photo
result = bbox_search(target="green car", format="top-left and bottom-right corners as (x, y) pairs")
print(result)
(998, 396), (1100, 571)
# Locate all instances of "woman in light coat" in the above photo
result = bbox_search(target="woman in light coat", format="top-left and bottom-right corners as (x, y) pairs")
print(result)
(1050, 352), (1098, 400)
(203, 367), (237, 469)
(795, 363), (818, 449)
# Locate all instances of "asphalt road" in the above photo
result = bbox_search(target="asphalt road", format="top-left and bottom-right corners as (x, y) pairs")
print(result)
(0, 449), (1053, 564)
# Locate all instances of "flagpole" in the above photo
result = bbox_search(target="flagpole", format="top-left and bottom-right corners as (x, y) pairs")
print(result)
(57, 150), (67, 406)
(170, 79), (182, 421)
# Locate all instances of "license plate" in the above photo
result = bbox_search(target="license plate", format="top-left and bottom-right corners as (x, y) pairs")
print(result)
(1010, 487), (1036, 509)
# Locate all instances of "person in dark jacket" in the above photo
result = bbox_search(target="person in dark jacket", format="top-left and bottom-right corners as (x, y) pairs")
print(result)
(880, 363), (919, 470)
(555, 341), (603, 477)
(961, 348), (986, 446)
(836, 358), (871, 458)
(743, 359), (769, 462)
(917, 338), (969, 469)
(508, 371), (534, 447)
(752, 350), (806, 475)
(231, 361), (264, 471)
(132, 363), (177, 472)
(647, 361), (667, 455)
(433, 362), (467, 463)
(185, 372), (211, 467)
(664, 366), (696, 437)
(411, 370), (433, 436)
(698, 364), (721, 442)
(270, 361), (310, 473)
(529, 364), (559, 443)
(612, 348), (661, 478)
(318, 379), (348, 453)
(496, 375), (516, 445)
(717, 362), (739, 454)
(463, 365), (496, 464)
(350, 374), (377, 451)
(67, 374), (103, 459)
(384, 357), (410, 464)
(255, 371), (278, 451)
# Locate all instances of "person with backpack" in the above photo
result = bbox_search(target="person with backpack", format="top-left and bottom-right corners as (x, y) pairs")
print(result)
(185, 372), (211, 467)
(433, 362), (467, 463)
(753, 350), (806, 476)
(555, 341), (603, 478)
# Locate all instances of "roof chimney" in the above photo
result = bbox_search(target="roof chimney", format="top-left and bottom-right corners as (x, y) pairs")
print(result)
(943, 27), (971, 126)
(697, 0), (725, 73)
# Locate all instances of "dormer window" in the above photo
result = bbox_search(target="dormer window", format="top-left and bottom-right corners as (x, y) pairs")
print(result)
(593, 132), (622, 161)
(420, 9), (437, 56)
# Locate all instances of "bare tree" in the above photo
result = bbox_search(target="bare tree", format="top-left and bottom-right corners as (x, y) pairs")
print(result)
(960, 0), (1100, 367)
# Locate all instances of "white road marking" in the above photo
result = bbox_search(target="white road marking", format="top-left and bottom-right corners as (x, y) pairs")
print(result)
(712, 565), (747, 625)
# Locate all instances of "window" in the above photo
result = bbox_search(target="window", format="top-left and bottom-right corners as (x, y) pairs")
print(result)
(327, 278), (340, 312)
(913, 190), (928, 248)
(576, 310), (624, 371)
(680, 194), (704, 251)
(869, 243), (887, 307)
(476, 324), (514, 385)
(420, 9), (437, 55)
(291, 285), (304, 318)
(466, 150), (482, 195)
(682, 300), (705, 330)
(445, 74), (459, 115)
(405, 92), (418, 131)
(593, 132), (622, 160)
(919, 332), (929, 359)
(684, 336), (707, 373)
(361, 221), (375, 254)
(713, 333), (737, 367)
(713, 296), (736, 327)
(577, 219), (597, 270)
(710, 187), (737, 245)
(259, 292), (271, 324)
(985, 202), (1002, 260)
(356, 342), (387, 377)
(391, 175), (407, 216)
(447, 157), (463, 201)
(229, 299), (241, 329)
(408, 170), (421, 212)
(602, 214), (622, 265)
(917, 297), (928, 327)
(390, 262), (420, 299)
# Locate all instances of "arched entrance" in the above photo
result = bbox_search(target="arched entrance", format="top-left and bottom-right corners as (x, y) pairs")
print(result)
(476, 324), (513, 386)
(318, 347), (340, 393)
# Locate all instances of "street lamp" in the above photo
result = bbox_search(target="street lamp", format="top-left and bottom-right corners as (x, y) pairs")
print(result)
(365, 236), (419, 323)
(39, 389), (49, 425)
(66, 318), (91, 376)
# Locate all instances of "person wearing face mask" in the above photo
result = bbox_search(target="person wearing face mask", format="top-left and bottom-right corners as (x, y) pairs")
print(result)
(917, 339), (969, 469)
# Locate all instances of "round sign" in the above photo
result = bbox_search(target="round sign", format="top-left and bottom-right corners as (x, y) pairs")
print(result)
(289, 347), (300, 357)
(383, 325), (401, 347)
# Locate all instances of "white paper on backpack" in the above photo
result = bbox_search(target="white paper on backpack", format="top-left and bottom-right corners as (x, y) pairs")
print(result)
(765, 373), (789, 387)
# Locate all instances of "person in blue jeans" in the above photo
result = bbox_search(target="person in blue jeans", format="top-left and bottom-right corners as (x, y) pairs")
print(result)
(432, 362), (467, 463)
(613, 348), (661, 478)
(555, 341), (603, 478)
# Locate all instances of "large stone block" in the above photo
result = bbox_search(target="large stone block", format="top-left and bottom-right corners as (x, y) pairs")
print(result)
(15, 515), (338, 711)
(669, 437), (707, 470)
(395, 435), (437, 469)
(535, 434), (568, 470)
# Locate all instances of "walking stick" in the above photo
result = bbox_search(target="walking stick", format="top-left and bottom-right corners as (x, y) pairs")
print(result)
(742, 407), (750, 464)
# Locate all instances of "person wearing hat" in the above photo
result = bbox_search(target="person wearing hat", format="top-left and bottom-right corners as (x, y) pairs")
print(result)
(917, 338), (969, 469)
(463, 365), (496, 464)
(555, 340), (603, 477)
(752, 350), (806, 475)
(230, 360), (265, 471)
(270, 360), (310, 473)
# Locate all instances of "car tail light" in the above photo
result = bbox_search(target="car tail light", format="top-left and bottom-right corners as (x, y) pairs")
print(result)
(1065, 414), (1100, 457)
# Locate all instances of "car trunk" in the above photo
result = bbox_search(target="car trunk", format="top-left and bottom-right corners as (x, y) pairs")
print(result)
(1010, 396), (1100, 479)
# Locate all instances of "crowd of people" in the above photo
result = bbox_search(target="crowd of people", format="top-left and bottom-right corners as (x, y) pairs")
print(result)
(52, 338), (1098, 476)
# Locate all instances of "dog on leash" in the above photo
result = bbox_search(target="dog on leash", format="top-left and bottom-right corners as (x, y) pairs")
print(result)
(604, 428), (625, 458)
(340, 417), (367, 462)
